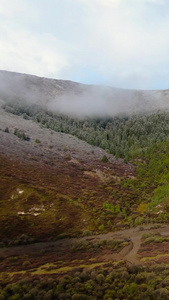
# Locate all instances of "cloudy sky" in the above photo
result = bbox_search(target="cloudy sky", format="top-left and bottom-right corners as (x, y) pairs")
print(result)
(0, 0), (169, 89)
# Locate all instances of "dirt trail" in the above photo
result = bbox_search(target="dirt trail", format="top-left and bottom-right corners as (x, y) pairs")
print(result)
(0, 224), (168, 265)
(124, 237), (141, 264)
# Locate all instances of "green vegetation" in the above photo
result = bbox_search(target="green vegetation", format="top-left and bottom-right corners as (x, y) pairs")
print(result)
(35, 139), (41, 144)
(4, 127), (9, 133)
(72, 239), (127, 252)
(3, 101), (169, 228)
(101, 155), (108, 163)
(103, 203), (121, 213)
(13, 128), (29, 141)
(125, 141), (169, 222)
(141, 232), (169, 245)
(3, 101), (169, 160)
(3, 100), (169, 299)
(1, 263), (169, 299)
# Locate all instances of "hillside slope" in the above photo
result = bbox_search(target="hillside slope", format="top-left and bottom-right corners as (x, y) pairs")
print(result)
(1, 70), (169, 117)
(1, 71), (169, 298)
(0, 102), (138, 244)
(1, 71), (169, 244)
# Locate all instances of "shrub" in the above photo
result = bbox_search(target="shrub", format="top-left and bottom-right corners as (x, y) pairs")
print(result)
(8, 294), (21, 300)
(82, 230), (92, 237)
(96, 274), (105, 285)
(43, 292), (52, 300)
(101, 155), (108, 162)
(99, 224), (105, 231)
(23, 294), (32, 300)
(153, 288), (169, 300)
(79, 270), (90, 281)
(14, 128), (29, 140)
(121, 271), (129, 281)
(22, 260), (31, 267)
(23, 113), (29, 119)
(35, 139), (41, 144)
(58, 293), (70, 299)
(4, 127), (9, 133)
(72, 294), (90, 300)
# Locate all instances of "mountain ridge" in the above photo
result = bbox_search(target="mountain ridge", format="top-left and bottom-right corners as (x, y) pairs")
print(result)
(1, 69), (169, 92)
(1, 70), (169, 118)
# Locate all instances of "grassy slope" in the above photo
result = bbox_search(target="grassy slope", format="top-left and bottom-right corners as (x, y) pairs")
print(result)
(0, 147), (139, 245)
(1, 131), (169, 245)
(125, 140), (169, 223)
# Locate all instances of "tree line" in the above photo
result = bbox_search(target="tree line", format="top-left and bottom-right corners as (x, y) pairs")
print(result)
(3, 100), (169, 161)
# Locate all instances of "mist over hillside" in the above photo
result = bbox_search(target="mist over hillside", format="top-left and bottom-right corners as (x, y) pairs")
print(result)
(1, 70), (169, 118)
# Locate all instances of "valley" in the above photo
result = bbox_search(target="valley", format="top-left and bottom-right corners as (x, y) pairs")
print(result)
(1, 71), (169, 299)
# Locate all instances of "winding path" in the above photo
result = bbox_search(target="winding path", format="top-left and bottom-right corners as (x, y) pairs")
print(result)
(0, 224), (169, 265)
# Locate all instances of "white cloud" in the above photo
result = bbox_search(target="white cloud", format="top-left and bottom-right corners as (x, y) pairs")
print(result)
(0, 25), (69, 77)
(74, 0), (169, 88)
(0, 0), (71, 78)
(0, 0), (40, 20)
(84, 0), (166, 6)
(141, 0), (165, 4)
(84, 0), (122, 7)
(0, 0), (169, 88)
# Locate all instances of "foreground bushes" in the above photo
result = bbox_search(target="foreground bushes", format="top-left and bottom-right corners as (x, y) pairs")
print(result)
(1, 263), (169, 299)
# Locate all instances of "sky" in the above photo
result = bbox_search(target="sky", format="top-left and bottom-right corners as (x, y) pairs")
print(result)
(0, 0), (169, 90)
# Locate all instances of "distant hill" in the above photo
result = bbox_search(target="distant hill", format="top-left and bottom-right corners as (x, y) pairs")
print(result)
(1, 70), (169, 117)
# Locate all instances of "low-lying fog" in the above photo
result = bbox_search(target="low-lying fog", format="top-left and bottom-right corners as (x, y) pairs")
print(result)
(0, 70), (169, 118)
